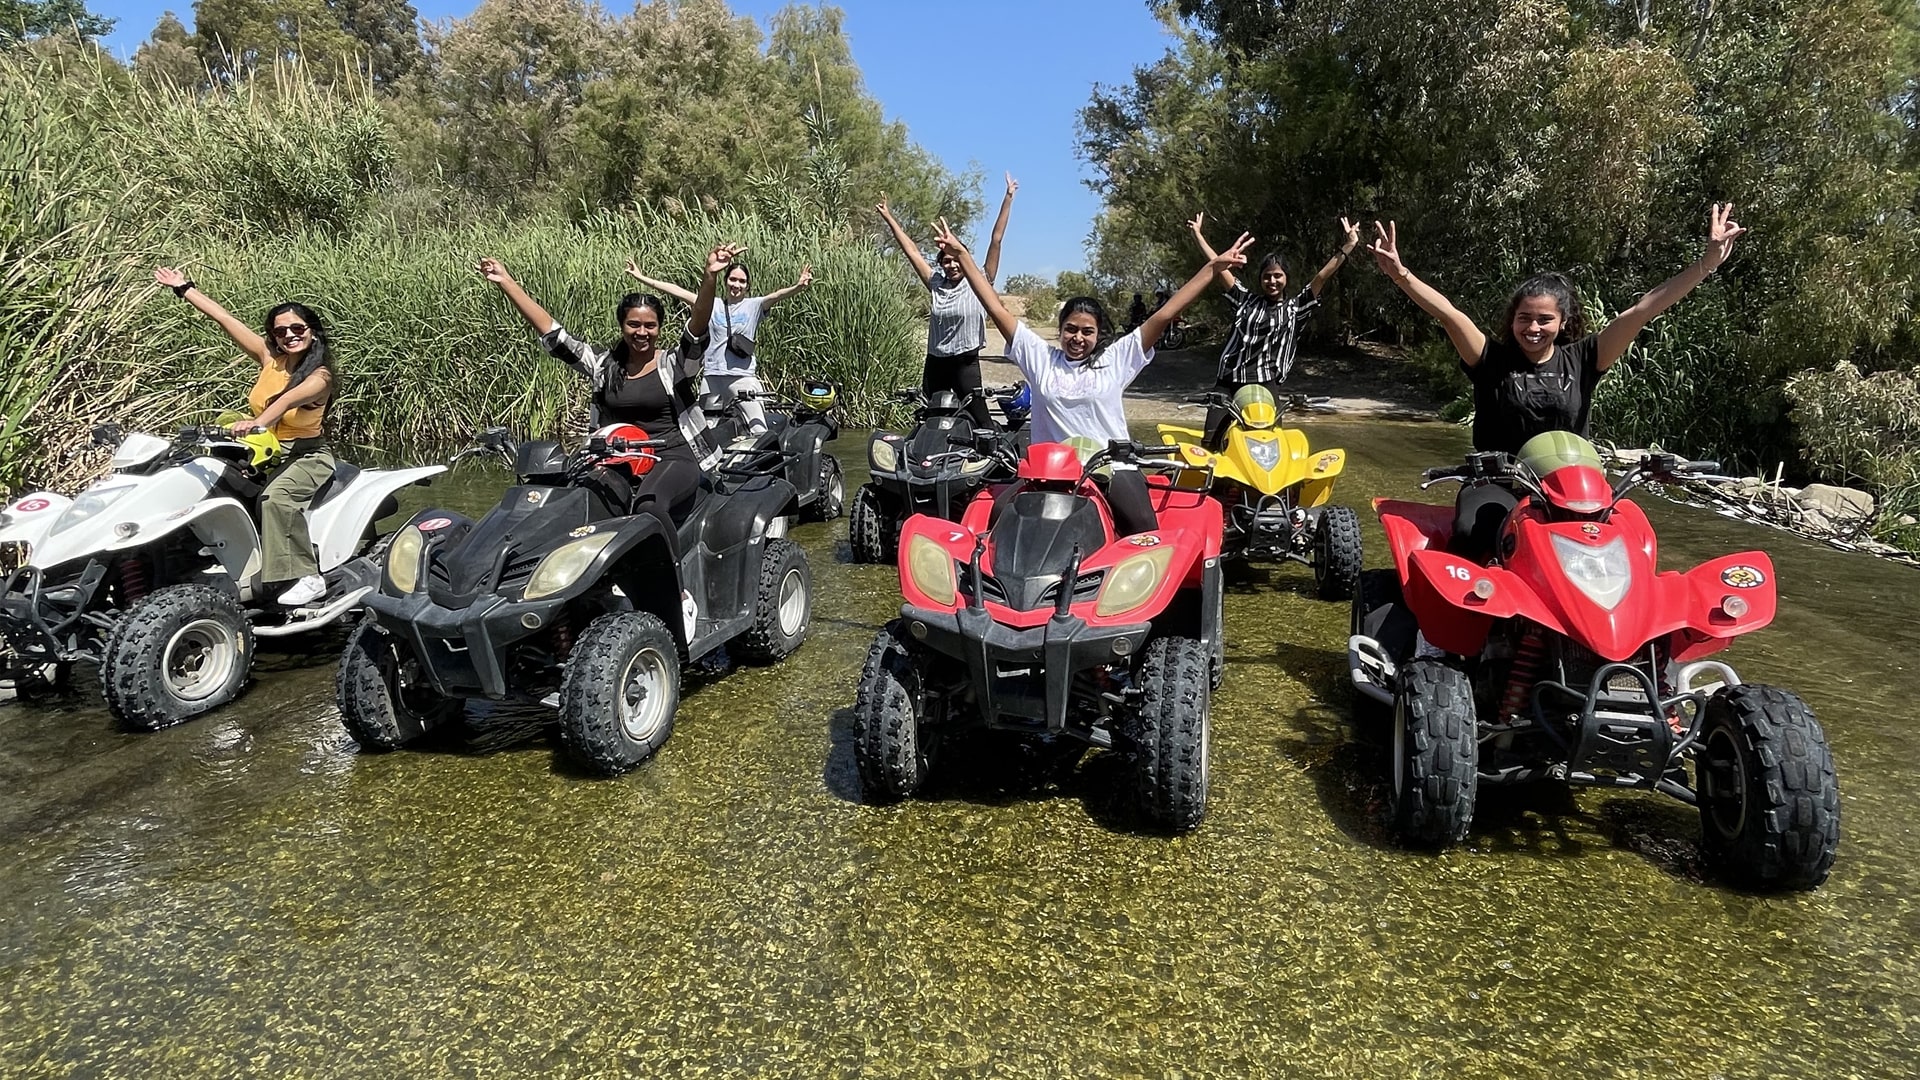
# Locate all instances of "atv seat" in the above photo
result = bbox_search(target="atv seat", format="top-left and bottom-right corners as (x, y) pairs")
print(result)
(309, 460), (363, 509)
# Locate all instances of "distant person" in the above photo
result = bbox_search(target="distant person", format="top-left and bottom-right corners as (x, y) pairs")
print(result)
(1189, 212), (1360, 450)
(1127, 292), (1147, 329)
(931, 216), (1253, 536)
(876, 172), (1019, 430)
(152, 266), (335, 607)
(624, 257), (812, 436)
(1367, 203), (1747, 554)
(476, 245), (741, 537)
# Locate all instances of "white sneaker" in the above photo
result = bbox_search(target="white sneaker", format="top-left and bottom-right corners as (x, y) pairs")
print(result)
(277, 574), (327, 607)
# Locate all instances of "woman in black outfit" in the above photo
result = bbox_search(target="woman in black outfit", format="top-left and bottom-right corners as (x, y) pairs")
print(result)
(476, 244), (741, 538)
(1368, 204), (1748, 555)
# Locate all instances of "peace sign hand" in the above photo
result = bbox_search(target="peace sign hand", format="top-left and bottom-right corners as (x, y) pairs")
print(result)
(1005, 172), (1019, 198)
(932, 217), (967, 256)
(1701, 203), (1748, 271)
(706, 244), (745, 277)
(1367, 221), (1407, 279)
(1338, 216), (1362, 252)
(1211, 232), (1255, 273)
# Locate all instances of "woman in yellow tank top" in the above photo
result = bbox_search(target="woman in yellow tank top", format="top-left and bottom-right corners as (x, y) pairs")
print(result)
(154, 266), (337, 606)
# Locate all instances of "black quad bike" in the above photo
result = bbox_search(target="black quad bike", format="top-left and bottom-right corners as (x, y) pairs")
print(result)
(703, 378), (844, 523)
(336, 428), (812, 776)
(849, 386), (1026, 565)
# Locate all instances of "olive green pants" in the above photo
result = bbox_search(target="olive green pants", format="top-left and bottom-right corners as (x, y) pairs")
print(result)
(261, 449), (335, 582)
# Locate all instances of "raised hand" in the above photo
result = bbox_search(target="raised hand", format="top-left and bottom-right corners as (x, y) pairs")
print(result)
(1188, 212), (1207, 240)
(1701, 202), (1748, 271)
(475, 257), (512, 285)
(1367, 221), (1407, 279)
(932, 217), (967, 256)
(624, 259), (645, 282)
(706, 243), (745, 277)
(1339, 216), (1361, 251)
(797, 264), (814, 288)
(1211, 232), (1255, 273)
(154, 266), (187, 289)
(875, 193), (893, 219)
(1005, 172), (1018, 198)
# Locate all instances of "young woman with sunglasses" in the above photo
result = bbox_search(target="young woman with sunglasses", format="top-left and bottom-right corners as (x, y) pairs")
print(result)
(153, 266), (337, 607)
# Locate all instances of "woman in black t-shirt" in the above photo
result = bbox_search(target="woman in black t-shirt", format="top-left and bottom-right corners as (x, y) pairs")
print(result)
(1366, 204), (1747, 552)
(477, 244), (742, 537)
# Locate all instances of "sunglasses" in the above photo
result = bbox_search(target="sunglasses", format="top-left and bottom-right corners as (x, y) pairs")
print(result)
(272, 323), (310, 337)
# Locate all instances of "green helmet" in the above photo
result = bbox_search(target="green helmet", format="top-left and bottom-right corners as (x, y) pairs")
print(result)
(1231, 384), (1279, 429)
(1516, 430), (1604, 478)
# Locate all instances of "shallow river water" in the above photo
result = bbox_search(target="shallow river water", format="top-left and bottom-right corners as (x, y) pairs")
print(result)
(1, 419), (1915, 1078)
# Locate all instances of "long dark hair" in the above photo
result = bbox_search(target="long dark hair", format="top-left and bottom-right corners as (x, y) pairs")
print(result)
(1057, 295), (1114, 366)
(604, 292), (667, 388)
(1501, 273), (1587, 344)
(263, 302), (332, 406)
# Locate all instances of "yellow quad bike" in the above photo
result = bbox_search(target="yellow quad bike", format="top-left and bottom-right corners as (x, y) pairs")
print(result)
(1156, 386), (1362, 599)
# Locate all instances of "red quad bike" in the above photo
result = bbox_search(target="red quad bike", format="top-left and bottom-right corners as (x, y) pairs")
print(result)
(852, 438), (1226, 831)
(1348, 431), (1839, 889)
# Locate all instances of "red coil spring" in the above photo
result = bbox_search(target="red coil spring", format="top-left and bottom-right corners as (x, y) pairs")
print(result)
(550, 618), (575, 661)
(117, 557), (149, 605)
(1499, 626), (1547, 723)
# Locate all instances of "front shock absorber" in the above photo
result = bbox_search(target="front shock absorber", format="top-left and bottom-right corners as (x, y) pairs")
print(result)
(1499, 625), (1547, 724)
(117, 556), (149, 605)
(550, 616), (575, 661)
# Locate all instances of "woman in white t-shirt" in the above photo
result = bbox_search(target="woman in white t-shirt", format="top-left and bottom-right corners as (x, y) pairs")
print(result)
(930, 218), (1253, 535)
(625, 257), (812, 434)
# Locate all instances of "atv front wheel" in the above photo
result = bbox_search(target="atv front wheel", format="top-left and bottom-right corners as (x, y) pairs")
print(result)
(100, 583), (253, 731)
(735, 538), (811, 663)
(804, 454), (846, 522)
(1131, 635), (1212, 832)
(1697, 684), (1840, 890)
(336, 616), (464, 750)
(852, 620), (937, 801)
(559, 611), (681, 776)
(1313, 506), (1363, 600)
(1391, 658), (1477, 846)
(849, 485), (896, 564)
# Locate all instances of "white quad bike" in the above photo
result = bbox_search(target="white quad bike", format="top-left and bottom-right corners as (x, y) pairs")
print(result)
(0, 424), (443, 728)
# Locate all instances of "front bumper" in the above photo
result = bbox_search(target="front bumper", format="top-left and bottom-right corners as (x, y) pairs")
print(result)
(898, 603), (1150, 734)
(0, 562), (109, 661)
(363, 588), (567, 700)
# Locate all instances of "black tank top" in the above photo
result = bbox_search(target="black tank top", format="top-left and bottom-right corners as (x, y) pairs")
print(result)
(598, 365), (690, 457)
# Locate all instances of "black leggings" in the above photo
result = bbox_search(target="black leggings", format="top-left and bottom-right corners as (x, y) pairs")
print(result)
(924, 350), (997, 431)
(582, 455), (703, 546)
(1452, 482), (1519, 562)
(1202, 377), (1285, 450)
(1102, 468), (1159, 537)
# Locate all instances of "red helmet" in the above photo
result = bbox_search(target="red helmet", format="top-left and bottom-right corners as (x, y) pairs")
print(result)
(593, 423), (657, 477)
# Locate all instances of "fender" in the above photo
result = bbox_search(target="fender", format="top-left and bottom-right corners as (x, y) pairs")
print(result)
(309, 464), (448, 570)
(701, 476), (798, 555)
(1664, 552), (1778, 662)
(1375, 498), (1451, 580)
(0, 492), (74, 556)
(1403, 546), (1566, 657)
(594, 514), (686, 640)
(18, 461), (227, 572)
(1298, 448), (1346, 509)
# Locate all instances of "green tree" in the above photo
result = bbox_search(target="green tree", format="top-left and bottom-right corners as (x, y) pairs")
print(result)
(0, 0), (113, 45)
(333, 0), (420, 88)
(132, 11), (203, 87)
(192, 0), (357, 80)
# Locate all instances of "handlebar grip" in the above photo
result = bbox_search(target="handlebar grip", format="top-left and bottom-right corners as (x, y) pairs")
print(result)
(1423, 466), (1470, 481)
(1687, 460), (1721, 474)
(1183, 393), (1213, 405)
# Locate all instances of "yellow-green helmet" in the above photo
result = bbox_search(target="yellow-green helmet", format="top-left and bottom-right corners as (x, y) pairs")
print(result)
(1232, 384), (1278, 429)
(800, 379), (837, 411)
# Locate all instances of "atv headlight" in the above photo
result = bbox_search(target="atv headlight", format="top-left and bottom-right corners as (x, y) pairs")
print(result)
(51, 485), (134, 536)
(524, 533), (616, 601)
(905, 534), (956, 607)
(1248, 438), (1281, 472)
(1095, 546), (1174, 617)
(386, 526), (425, 594)
(1551, 533), (1631, 611)
(870, 438), (900, 475)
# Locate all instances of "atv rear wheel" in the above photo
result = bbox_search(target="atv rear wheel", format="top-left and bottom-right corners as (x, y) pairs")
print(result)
(1313, 505), (1363, 600)
(804, 454), (846, 522)
(100, 583), (253, 731)
(735, 538), (811, 663)
(336, 616), (464, 751)
(559, 611), (681, 776)
(852, 620), (937, 801)
(849, 485), (896, 564)
(1697, 684), (1840, 891)
(1131, 635), (1211, 832)
(1391, 659), (1477, 846)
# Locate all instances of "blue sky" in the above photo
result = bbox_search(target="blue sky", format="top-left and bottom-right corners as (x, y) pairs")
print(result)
(91, 0), (1180, 280)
